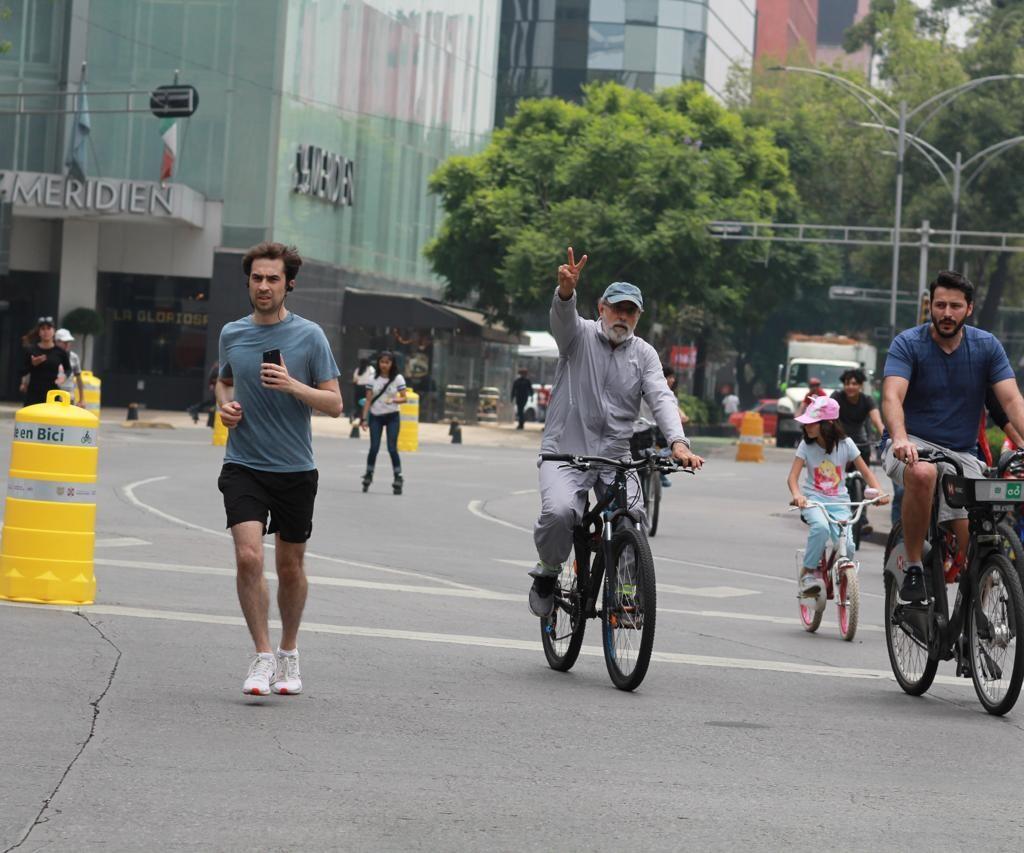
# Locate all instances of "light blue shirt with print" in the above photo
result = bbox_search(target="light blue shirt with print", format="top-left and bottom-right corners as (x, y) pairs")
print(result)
(796, 437), (861, 501)
(218, 313), (339, 472)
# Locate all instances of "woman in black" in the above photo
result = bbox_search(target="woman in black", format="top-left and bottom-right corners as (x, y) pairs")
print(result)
(19, 316), (71, 407)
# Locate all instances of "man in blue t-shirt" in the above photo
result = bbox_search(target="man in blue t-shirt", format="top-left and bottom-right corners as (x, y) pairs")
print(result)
(882, 270), (1024, 603)
(216, 242), (342, 696)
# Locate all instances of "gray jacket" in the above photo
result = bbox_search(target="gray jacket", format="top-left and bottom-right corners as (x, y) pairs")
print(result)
(540, 289), (688, 458)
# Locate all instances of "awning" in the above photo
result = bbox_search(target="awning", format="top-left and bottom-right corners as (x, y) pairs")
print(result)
(343, 289), (525, 346)
(517, 330), (559, 359)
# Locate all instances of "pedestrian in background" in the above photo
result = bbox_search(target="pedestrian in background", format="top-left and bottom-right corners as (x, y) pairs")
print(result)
(511, 366), (532, 429)
(360, 351), (407, 494)
(19, 316), (72, 407)
(215, 241), (342, 697)
(350, 357), (375, 426)
(721, 386), (740, 417)
(54, 328), (85, 406)
(188, 361), (220, 424)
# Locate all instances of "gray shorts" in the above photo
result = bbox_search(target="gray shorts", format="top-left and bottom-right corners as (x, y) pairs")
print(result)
(881, 435), (984, 525)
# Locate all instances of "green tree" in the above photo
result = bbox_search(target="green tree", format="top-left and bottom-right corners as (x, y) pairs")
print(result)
(62, 307), (104, 366)
(426, 82), (831, 399)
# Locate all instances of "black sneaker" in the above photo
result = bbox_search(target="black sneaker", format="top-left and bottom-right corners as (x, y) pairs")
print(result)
(899, 565), (927, 604)
(528, 575), (557, 618)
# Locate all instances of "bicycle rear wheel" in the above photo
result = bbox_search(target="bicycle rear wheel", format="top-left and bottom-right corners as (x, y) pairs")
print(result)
(602, 524), (656, 691)
(969, 554), (1024, 716)
(541, 558), (588, 671)
(997, 520), (1024, 583)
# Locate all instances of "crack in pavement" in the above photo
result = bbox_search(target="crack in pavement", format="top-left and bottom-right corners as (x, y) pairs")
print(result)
(4, 612), (122, 853)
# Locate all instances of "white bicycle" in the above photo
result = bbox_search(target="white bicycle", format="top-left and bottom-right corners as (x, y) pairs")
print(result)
(790, 490), (884, 641)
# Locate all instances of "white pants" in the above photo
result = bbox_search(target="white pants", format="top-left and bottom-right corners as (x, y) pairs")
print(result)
(533, 460), (643, 574)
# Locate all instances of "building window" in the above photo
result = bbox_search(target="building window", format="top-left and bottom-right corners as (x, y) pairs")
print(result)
(97, 273), (210, 379)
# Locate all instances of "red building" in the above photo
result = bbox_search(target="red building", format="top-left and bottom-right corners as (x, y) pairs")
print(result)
(755, 0), (819, 65)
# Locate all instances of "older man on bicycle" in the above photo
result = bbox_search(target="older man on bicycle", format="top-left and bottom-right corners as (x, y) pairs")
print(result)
(528, 248), (704, 617)
(882, 270), (1024, 604)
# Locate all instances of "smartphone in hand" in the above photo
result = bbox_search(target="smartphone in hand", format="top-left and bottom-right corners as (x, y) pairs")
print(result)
(262, 349), (281, 366)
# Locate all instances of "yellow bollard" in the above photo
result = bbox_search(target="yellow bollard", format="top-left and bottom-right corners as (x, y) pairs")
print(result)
(80, 371), (101, 418)
(735, 411), (765, 463)
(397, 390), (419, 453)
(0, 390), (100, 605)
(212, 411), (228, 446)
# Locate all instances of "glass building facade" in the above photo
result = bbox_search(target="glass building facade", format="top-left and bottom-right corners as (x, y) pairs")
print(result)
(496, 0), (754, 123)
(0, 0), (505, 407)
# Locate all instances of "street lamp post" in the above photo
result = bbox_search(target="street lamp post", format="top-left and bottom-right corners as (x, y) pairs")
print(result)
(769, 66), (1024, 337)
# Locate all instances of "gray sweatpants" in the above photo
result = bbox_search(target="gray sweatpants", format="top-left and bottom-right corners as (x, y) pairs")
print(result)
(533, 460), (643, 575)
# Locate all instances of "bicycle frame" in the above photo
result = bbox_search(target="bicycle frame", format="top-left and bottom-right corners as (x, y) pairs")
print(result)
(566, 470), (643, 622)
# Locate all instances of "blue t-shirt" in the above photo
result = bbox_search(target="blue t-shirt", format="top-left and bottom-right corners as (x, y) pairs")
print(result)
(796, 437), (861, 500)
(883, 323), (1014, 452)
(218, 313), (340, 472)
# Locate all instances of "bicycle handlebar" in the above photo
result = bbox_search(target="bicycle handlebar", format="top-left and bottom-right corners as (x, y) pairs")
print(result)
(789, 494), (886, 525)
(911, 448), (966, 477)
(540, 452), (695, 474)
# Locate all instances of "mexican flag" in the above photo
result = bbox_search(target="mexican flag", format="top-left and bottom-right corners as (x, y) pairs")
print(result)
(159, 117), (177, 182)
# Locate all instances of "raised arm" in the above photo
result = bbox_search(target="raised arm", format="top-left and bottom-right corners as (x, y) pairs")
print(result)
(550, 246), (588, 354)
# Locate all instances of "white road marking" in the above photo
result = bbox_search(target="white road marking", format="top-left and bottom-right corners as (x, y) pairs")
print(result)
(660, 606), (883, 632)
(122, 476), (481, 592)
(95, 557), (519, 601)
(468, 499), (531, 533)
(94, 537), (151, 548)
(655, 554), (885, 599)
(511, 488), (537, 495)
(0, 599), (966, 686)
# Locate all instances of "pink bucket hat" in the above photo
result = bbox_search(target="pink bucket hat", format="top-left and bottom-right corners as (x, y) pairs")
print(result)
(795, 395), (840, 424)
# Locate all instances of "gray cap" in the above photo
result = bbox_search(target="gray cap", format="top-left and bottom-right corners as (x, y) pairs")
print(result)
(601, 281), (643, 310)
(55, 328), (74, 342)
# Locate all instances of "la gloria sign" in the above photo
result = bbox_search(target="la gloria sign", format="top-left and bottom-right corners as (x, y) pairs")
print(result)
(292, 144), (354, 208)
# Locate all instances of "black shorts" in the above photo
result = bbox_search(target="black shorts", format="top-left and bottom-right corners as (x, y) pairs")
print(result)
(218, 463), (319, 543)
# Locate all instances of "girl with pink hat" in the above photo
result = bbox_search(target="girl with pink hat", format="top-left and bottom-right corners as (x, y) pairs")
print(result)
(786, 396), (889, 596)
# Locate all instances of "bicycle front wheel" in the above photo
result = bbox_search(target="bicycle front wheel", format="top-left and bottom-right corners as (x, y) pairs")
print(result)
(602, 524), (656, 691)
(541, 558), (587, 671)
(838, 566), (859, 641)
(884, 572), (937, 696)
(969, 554), (1024, 716)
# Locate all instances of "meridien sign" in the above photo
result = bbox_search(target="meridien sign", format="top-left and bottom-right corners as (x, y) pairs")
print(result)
(0, 171), (174, 216)
(292, 144), (354, 208)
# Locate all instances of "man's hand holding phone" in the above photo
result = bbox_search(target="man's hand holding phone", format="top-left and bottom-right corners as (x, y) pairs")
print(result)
(261, 349), (294, 394)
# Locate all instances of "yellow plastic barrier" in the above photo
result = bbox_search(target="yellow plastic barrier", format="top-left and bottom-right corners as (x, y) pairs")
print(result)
(80, 370), (101, 417)
(212, 411), (228, 446)
(0, 390), (100, 604)
(736, 411), (765, 463)
(397, 390), (419, 453)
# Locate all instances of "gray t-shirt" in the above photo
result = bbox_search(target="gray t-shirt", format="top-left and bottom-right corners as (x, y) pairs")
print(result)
(796, 436), (861, 501)
(218, 313), (339, 472)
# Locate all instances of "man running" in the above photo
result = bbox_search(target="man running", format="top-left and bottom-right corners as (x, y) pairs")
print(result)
(882, 270), (1024, 603)
(529, 247), (704, 616)
(216, 242), (343, 695)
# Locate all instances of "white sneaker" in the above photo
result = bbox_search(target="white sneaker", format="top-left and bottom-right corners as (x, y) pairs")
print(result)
(272, 650), (302, 695)
(243, 653), (276, 695)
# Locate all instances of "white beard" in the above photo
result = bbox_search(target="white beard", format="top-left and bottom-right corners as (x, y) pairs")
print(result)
(601, 317), (634, 345)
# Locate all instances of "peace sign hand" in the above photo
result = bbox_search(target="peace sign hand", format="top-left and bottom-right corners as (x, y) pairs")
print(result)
(557, 247), (588, 299)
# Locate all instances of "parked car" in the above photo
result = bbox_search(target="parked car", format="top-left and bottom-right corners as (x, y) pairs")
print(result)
(522, 384), (551, 423)
(728, 398), (779, 437)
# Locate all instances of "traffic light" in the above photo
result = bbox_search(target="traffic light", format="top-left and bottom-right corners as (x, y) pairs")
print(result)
(149, 85), (199, 118)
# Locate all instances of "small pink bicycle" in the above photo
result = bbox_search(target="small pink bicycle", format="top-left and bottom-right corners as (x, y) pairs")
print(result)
(791, 490), (883, 641)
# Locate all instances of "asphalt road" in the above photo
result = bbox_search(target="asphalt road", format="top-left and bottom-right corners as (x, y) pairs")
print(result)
(2, 424), (1023, 852)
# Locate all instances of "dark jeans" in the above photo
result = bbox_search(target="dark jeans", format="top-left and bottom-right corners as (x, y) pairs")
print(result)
(515, 401), (527, 428)
(367, 411), (401, 473)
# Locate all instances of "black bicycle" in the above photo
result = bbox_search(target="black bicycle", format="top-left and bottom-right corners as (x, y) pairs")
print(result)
(630, 421), (664, 538)
(537, 452), (692, 691)
(883, 449), (1024, 715)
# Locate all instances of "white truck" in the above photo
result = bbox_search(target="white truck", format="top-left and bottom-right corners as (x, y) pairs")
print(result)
(775, 334), (878, 448)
